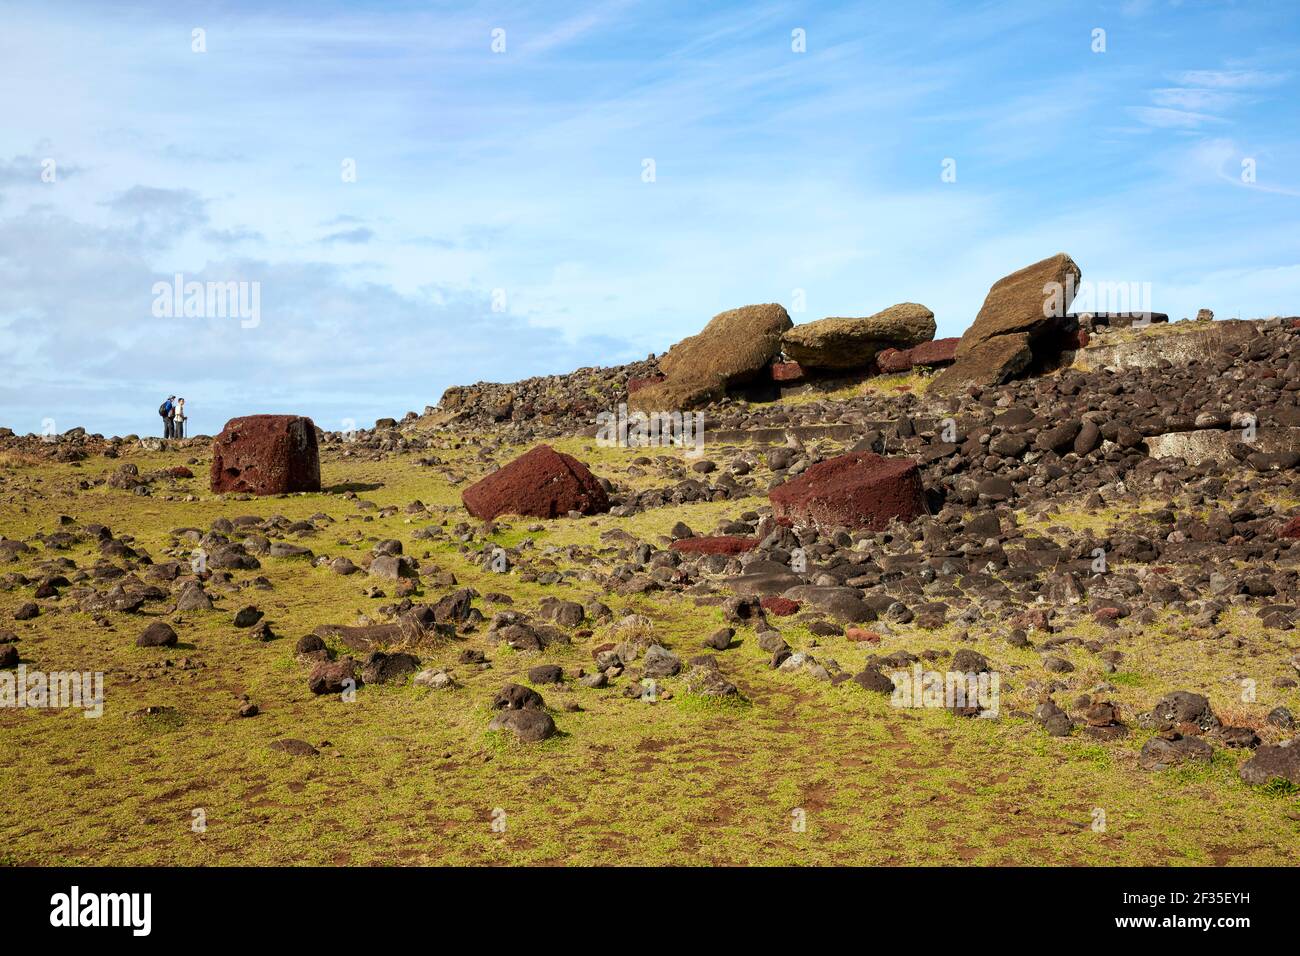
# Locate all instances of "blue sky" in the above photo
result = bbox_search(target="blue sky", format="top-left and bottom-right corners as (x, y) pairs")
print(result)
(1, 0), (1298, 437)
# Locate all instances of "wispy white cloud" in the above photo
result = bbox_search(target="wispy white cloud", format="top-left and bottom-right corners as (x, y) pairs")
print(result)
(0, 150), (82, 186)
(203, 225), (263, 245)
(1130, 106), (1227, 129)
(320, 226), (375, 245)
(1149, 87), (1238, 112)
(1171, 69), (1289, 89)
(518, 4), (627, 55)
(1180, 137), (1300, 198)
(2, 0), (1299, 435)
(1134, 62), (1290, 130)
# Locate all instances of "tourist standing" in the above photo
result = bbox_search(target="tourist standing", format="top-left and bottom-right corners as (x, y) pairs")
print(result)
(159, 396), (175, 439)
(174, 398), (187, 439)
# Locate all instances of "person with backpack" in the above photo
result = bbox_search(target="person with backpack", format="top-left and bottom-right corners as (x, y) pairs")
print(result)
(159, 396), (175, 439)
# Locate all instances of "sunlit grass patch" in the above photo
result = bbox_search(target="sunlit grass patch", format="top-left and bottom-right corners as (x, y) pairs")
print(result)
(674, 692), (752, 714)
(1109, 671), (1144, 687)
(1258, 778), (1300, 798)
(858, 369), (935, 398)
(3, 440), (1300, 866)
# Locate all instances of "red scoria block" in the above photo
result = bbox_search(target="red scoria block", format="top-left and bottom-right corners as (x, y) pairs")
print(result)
(769, 452), (926, 532)
(760, 596), (801, 616)
(461, 444), (609, 521)
(669, 536), (757, 555)
(210, 415), (320, 495)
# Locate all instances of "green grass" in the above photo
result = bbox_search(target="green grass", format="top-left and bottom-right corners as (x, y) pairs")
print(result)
(770, 368), (936, 407)
(1, 437), (1299, 865)
(1260, 778), (1300, 798)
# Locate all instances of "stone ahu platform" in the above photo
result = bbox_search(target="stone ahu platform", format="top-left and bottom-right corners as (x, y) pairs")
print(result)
(710, 320), (1300, 472)
(1074, 317), (1291, 372)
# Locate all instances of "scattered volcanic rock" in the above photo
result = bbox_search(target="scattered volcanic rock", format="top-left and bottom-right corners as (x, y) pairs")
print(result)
(627, 373), (666, 394)
(308, 658), (357, 695)
(493, 683), (545, 711)
(1147, 690), (1220, 733)
(369, 555), (417, 580)
(361, 651), (422, 685)
(489, 707), (556, 742)
(20, 247), (1300, 859)
(137, 622), (178, 647)
(295, 634), (329, 659)
(875, 348), (912, 374)
(853, 667), (895, 694)
(537, 597), (584, 627)
(1238, 739), (1300, 786)
(782, 585), (875, 623)
(703, 627), (734, 650)
(728, 567), (804, 598)
(641, 644), (682, 678)
(721, 595), (768, 624)
(414, 669), (456, 690)
(209, 415), (321, 495)
(905, 336), (959, 368)
(769, 452), (926, 531)
(207, 544), (259, 571)
(432, 588), (476, 625)
(781, 303), (936, 369)
(528, 664), (564, 684)
(877, 337), (959, 373)
(232, 605), (263, 628)
(770, 361), (805, 382)
(629, 303), (791, 411)
(268, 738), (319, 757)
(1268, 707), (1297, 731)
(175, 583), (213, 611)
(330, 556), (360, 575)
(684, 662), (739, 697)
(461, 444), (610, 520)
(1138, 733), (1213, 771)
(1215, 726), (1260, 749)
